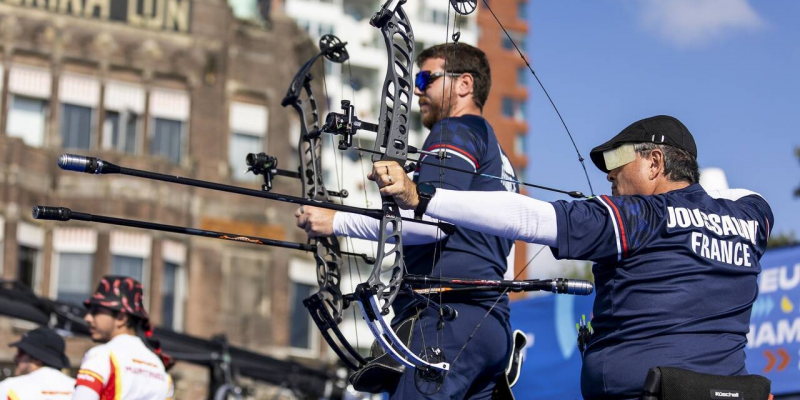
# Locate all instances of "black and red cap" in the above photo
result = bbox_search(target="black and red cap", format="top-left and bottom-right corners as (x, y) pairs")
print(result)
(84, 275), (149, 321)
(589, 115), (697, 173)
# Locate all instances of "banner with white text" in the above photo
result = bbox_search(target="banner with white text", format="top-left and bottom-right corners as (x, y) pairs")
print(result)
(745, 244), (800, 394)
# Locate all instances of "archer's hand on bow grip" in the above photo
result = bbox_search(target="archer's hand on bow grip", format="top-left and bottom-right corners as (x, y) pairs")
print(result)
(370, 161), (419, 210)
(295, 206), (336, 237)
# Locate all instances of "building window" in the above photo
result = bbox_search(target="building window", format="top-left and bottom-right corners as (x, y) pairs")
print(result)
(502, 97), (515, 118)
(149, 89), (189, 163)
(104, 111), (139, 154)
(230, 133), (263, 180)
(518, 0), (528, 19)
(7, 95), (48, 147)
(61, 104), (94, 149)
(518, 67), (528, 86)
(503, 31), (526, 51)
(151, 118), (183, 163)
(515, 132), (527, 155)
(56, 253), (93, 306)
(289, 281), (315, 349)
(162, 261), (179, 329)
(318, 23), (334, 36)
(289, 259), (318, 353)
(431, 9), (448, 25)
(18, 245), (39, 291)
(502, 98), (525, 120)
(112, 255), (145, 283)
(229, 102), (268, 181)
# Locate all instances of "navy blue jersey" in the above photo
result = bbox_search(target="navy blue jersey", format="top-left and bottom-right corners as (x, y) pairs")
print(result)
(395, 115), (519, 317)
(551, 184), (774, 399)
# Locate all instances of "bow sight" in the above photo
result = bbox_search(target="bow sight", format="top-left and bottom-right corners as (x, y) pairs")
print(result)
(321, 100), (378, 150)
(244, 152), (348, 198)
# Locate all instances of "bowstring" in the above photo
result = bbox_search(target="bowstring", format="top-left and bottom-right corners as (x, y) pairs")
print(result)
(478, 0), (594, 197)
(432, 0), (597, 378)
(417, 0), (460, 377)
(342, 59), (370, 351)
(320, 56), (366, 350)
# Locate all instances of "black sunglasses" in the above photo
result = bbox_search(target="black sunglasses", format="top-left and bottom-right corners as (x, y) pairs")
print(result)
(88, 304), (115, 316)
(415, 70), (475, 91)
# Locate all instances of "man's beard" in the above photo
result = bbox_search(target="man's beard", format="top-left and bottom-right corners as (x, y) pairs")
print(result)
(421, 98), (451, 129)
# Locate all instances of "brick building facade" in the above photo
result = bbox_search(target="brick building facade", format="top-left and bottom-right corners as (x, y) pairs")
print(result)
(0, 0), (336, 396)
(477, 0), (531, 280)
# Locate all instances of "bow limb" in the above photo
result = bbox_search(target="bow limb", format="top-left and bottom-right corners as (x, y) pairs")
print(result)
(284, 65), (346, 324)
(281, 37), (371, 371)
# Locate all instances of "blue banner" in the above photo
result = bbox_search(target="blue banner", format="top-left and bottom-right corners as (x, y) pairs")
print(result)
(745, 244), (800, 394)
(509, 244), (800, 399)
(510, 293), (594, 400)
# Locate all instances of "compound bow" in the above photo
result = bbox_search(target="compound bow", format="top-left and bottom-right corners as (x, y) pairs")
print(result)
(35, 0), (598, 394)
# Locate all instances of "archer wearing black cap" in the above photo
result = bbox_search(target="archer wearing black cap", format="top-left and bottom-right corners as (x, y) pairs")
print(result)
(0, 327), (75, 399)
(588, 115), (700, 195)
(374, 115), (775, 399)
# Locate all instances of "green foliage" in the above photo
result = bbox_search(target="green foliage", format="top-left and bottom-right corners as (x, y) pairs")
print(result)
(769, 231), (799, 249)
(561, 261), (595, 283)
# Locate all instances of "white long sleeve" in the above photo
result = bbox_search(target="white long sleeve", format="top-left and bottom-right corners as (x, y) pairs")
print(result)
(333, 208), (448, 245)
(426, 189), (558, 247)
(706, 188), (764, 201)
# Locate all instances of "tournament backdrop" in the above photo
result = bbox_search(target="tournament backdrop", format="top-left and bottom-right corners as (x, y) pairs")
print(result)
(510, 244), (800, 399)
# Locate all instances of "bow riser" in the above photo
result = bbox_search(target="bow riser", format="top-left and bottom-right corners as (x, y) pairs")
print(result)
(368, 0), (415, 317)
(372, 7), (414, 164)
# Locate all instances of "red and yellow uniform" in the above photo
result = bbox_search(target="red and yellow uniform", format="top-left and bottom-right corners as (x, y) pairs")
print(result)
(0, 367), (74, 400)
(75, 334), (170, 400)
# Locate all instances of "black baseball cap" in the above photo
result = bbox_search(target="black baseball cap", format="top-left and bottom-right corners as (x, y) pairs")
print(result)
(589, 115), (697, 173)
(10, 327), (70, 370)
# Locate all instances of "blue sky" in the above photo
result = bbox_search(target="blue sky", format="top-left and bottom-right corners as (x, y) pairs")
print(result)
(521, 0), (800, 237)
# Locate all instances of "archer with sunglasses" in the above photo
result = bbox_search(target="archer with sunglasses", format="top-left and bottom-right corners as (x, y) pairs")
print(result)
(296, 42), (520, 399)
(73, 276), (174, 400)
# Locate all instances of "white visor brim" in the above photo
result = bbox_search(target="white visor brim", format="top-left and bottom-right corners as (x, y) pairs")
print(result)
(603, 143), (636, 171)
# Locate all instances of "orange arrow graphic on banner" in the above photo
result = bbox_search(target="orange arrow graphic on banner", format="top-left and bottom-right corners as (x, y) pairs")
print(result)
(777, 348), (790, 371)
(764, 350), (776, 373)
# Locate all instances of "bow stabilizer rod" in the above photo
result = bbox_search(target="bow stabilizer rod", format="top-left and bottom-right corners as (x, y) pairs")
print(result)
(57, 154), (454, 233)
(33, 206), (310, 251)
(32, 206), (376, 264)
(405, 275), (594, 296)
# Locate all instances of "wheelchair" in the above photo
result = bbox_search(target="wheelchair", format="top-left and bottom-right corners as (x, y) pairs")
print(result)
(640, 366), (772, 400)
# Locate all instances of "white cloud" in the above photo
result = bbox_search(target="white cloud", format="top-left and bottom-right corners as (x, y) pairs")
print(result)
(635, 0), (766, 48)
